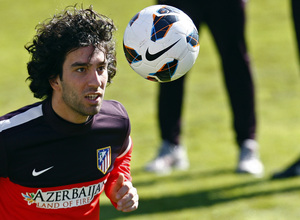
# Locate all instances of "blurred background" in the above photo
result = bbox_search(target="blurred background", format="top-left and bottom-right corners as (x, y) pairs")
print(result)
(0, 0), (299, 219)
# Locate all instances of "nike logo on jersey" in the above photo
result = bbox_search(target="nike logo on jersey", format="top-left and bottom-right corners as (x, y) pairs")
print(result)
(145, 39), (180, 61)
(32, 166), (54, 176)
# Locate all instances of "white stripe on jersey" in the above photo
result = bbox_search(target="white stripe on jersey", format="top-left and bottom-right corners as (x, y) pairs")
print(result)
(0, 104), (43, 132)
(117, 136), (132, 158)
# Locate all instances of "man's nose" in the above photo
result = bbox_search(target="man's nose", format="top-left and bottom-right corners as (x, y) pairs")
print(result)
(88, 69), (102, 88)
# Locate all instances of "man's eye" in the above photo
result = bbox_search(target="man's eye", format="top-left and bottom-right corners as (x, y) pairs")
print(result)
(97, 66), (106, 72)
(76, 68), (86, 73)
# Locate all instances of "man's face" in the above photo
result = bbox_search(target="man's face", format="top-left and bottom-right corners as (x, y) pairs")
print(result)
(51, 45), (108, 123)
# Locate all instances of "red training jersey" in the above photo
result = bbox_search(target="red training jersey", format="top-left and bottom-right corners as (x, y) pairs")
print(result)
(0, 99), (133, 219)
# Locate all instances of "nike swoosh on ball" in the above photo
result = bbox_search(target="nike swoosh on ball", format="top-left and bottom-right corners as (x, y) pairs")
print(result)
(145, 39), (180, 61)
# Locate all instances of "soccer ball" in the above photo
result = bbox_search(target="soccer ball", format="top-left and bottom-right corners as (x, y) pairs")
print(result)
(123, 5), (200, 82)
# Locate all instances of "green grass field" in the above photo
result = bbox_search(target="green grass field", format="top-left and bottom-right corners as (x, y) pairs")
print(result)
(1, 0), (300, 219)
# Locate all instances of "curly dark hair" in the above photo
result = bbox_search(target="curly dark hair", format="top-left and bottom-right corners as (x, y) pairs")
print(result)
(25, 5), (117, 99)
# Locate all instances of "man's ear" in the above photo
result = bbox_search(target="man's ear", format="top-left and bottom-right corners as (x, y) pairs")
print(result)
(49, 76), (61, 91)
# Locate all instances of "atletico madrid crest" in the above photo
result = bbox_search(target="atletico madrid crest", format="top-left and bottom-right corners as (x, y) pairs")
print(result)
(97, 147), (111, 174)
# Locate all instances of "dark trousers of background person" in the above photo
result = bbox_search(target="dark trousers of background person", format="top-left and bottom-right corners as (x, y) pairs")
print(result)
(158, 0), (256, 147)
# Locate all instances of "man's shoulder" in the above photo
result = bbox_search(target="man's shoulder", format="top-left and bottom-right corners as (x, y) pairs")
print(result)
(99, 100), (129, 119)
(0, 102), (43, 120)
(0, 102), (44, 132)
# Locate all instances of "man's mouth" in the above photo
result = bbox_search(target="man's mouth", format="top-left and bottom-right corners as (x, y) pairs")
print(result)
(85, 92), (103, 104)
(86, 94), (100, 100)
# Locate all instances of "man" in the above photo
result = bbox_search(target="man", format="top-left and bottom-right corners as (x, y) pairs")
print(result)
(145, 0), (264, 176)
(0, 5), (138, 219)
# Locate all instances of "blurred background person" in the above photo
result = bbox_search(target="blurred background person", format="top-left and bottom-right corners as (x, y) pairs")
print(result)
(145, 0), (264, 176)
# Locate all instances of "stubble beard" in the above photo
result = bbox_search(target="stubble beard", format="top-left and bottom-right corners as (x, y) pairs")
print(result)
(61, 85), (102, 120)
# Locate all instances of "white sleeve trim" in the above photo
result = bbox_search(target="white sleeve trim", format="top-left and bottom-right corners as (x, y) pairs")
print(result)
(117, 136), (132, 158)
(0, 104), (43, 132)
